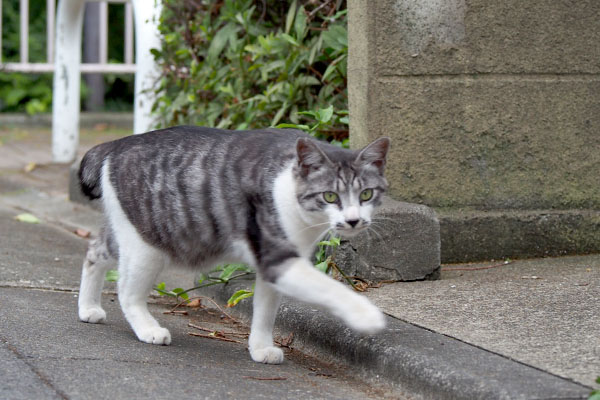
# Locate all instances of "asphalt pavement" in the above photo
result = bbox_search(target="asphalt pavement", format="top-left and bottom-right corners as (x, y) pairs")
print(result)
(0, 124), (598, 399)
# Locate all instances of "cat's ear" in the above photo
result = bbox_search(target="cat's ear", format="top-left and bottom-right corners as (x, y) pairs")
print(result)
(296, 137), (331, 177)
(354, 137), (390, 173)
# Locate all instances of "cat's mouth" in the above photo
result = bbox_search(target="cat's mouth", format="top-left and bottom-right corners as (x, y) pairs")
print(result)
(334, 221), (369, 237)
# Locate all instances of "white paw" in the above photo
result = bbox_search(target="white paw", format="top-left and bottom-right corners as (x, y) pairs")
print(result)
(79, 306), (107, 324)
(344, 296), (386, 334)
(249, 346), (284, 364)
(137, 327), (172, 345)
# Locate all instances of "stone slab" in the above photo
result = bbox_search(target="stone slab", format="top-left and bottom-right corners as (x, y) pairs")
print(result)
(334, 197), (441, 281)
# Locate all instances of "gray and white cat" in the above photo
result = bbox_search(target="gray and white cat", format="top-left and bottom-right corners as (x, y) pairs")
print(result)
(77, 126), (389, 364)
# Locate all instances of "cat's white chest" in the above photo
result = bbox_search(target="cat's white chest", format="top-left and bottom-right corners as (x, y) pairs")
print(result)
(272, 165), (330, 259)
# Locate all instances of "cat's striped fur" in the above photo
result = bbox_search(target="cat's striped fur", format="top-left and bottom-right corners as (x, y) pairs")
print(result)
(77, 126), (390, 364)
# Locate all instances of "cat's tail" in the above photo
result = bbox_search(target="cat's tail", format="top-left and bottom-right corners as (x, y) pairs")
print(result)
(78, 141), (114, 200)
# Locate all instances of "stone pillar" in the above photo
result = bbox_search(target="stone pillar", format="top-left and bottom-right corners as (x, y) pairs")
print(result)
(348, 0), (600, 262)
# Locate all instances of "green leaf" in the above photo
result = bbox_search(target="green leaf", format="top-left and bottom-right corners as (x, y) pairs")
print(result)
(276, 123), (310, 130)
(105, 269), (119, 282)
(285, 0), (297, 34)
(197, 273), (208, 285)
(297, 110), (319, 119)
(280, 33), (299, 47)
(315, 261), (329, 273)
(207, 23), (236, 63)
(227, 289), (254, 307)
(271, 102), (288, 126)
(218, 264), (252, 282)
(321, 62), (338, 82)
(164, 32), (178, 44)
(14, 213), (41, 224)
(294, 6), (307, 41)
(316, 105), (334, 124)
(154, 282), (173, 297)
(171, 288), (189, 300)
(589, 393), (600, 400)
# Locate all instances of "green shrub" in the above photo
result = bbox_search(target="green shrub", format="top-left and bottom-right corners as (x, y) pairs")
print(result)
(152, 0), (348, 142)
(0, 0), (134, 113)
(0, 0), (52, 113)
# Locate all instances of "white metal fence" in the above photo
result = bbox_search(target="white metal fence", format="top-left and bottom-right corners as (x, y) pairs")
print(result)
(0, 0), (136, 73)
(0, 0), (161, 162)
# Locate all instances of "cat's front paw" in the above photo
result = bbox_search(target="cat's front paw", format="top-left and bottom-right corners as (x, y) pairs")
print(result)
(137, 327), (172, 345)
(79, 306), (107, 324)
(249, 346), (284, 364)
(345, 296), (386, 334)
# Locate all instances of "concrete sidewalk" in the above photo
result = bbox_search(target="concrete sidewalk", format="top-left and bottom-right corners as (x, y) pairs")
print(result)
(0, 126), (598, 399)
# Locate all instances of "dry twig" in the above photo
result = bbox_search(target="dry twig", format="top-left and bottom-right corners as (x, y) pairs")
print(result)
(188, 323), (249, 338)
(188, 332), (243, 344)
(242, 376), (287, 381)
(166, 296), (239, 322)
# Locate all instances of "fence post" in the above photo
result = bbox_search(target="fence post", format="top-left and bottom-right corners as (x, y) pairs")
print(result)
(52, 0), (85, 163)
(132, 0), (162, 134)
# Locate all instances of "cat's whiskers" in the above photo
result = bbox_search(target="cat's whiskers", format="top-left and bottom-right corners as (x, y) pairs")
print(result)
(366, 225), (384, 242)
(297, 221), (331, 235)
(308, 229), (334, 252)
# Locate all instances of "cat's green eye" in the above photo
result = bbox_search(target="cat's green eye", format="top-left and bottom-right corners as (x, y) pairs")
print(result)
(360, 189), (374, 201)
(323, 191), (339, 203)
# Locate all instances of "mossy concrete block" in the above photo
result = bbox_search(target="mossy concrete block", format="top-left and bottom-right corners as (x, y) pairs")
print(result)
(334, 197), (441, 281)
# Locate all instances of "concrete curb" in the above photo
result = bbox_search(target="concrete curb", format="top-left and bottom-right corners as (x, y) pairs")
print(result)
(205, 280), (591, 400)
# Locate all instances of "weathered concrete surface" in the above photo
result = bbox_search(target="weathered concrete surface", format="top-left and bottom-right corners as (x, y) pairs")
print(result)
(1, 124), (597, 399)
(376, 0), (600, 75)
(0, 204), (399, 400)
(208, 277), (592, 400)
(0, 287), (390, 400)
(364, 255), (600, 389)
(376, 78), (600, 210)
(334, 197), (441, 281)
(348, 0), (600, 261)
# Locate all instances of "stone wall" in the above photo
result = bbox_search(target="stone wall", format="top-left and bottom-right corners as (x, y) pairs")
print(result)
(349, 0), (600, 261)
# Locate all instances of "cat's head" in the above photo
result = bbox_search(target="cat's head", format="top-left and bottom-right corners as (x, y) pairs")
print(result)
(293, 136), (390, 237)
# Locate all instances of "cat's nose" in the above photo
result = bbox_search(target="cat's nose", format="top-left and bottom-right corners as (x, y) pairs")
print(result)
(346, 219), (359, 228)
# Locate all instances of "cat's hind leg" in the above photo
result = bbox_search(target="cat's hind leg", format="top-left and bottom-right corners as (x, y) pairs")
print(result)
(249, 275), (284, 364)
(78, 234), (113, 324)
(117, 243), (171, 345)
